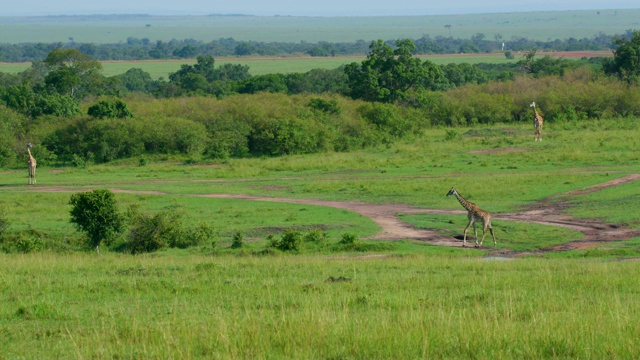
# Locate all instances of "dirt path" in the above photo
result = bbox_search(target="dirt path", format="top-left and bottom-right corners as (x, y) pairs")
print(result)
(31, 174), (640, 255)
(194, 174), (640, 254)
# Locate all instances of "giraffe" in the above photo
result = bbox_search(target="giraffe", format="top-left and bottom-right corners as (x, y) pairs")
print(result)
(27, 143), (36, 185)
(446, 187), (496, 247)
(530, 101), (544, 142)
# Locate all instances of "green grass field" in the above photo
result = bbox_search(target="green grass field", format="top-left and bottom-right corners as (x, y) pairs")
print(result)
(1, 9), (638, 44)
(2, 253), (640, 358)
(1, 53), (526, 78)
(1, 116), (640, 357)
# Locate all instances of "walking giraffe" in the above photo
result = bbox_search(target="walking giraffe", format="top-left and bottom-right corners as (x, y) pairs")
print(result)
(530, 101), (544, 142)
(446, 187), (496, 247)
(27, 143), (36, 185)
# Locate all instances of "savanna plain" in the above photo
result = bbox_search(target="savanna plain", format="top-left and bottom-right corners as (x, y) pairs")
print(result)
(2, 10), (640, 360)
(1, 119), (640, 358)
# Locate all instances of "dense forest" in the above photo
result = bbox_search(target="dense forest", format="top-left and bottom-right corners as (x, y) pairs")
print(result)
(0, 31), (639, 168)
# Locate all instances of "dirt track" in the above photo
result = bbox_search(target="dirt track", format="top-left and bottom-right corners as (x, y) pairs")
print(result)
(32, 174), (640, 256)
(195, 174), (640, 255)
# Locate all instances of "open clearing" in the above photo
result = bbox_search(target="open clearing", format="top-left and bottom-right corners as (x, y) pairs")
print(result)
(29, 172), (640, 255)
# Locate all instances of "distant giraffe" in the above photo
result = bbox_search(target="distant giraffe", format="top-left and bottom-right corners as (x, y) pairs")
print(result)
(27, 143), (36, 185)
(530, 101), (544, 142)
(446, 187), (496, 247)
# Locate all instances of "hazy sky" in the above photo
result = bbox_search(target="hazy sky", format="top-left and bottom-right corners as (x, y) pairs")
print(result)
(4, 0), (640, 16)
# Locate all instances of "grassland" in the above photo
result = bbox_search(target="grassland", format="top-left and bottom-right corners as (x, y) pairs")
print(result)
(1, 53), (527, 78)
(1, 115), (640, 357)
(1, 9), (639, 44)
(3, 253), (640, 358)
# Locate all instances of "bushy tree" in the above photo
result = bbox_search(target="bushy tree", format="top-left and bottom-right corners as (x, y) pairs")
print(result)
(344, 39), (445, 103)
(69, 189), (125, 253)
(116, 68), (155, 93)
(43, 48), (103, 98)
(605, 30), (640, 83)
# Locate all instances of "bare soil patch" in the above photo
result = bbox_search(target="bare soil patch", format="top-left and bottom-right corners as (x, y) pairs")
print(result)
(27, 174), (640, 256)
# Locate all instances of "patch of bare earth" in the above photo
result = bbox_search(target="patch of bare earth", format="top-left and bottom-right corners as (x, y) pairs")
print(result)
(196, 175), (640, 255)
(24, 174), (640, 256)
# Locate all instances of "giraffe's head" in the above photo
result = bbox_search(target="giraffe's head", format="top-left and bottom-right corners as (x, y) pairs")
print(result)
(530, 102), (536, 108)
(446, 187), (457, 197)
(27, 142), (33, 149)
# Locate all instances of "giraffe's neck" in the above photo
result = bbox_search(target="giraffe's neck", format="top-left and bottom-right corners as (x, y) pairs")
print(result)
(533, 108), (543, 122)
(454, 192), (475, 213)
(27, 149), (35, 162)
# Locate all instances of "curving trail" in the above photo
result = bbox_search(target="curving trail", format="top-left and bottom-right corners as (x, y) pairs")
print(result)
(194, 174), (640, 254)
(32, 174), (640, 255)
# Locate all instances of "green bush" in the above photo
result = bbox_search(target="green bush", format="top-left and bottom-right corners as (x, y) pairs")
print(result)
(275, 229), (302, 252)
(123, 205), (212, 254)
(87, 99), (133, 119)
(69, 189), (125, 252)
(339, 233), (359, 246)
(231, 231), (244, 249)
(304, 228), (328, 246)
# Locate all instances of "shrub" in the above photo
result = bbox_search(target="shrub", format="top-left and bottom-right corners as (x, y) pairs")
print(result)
(69, 189), (125, 252)
(304, 228), (328, 246)
(127, 210), (183, 254)
(175, 223), (214, 249)
(231, 231), (244, 249)
(339, 233), (360, 246)
(275, 229), (302, 252)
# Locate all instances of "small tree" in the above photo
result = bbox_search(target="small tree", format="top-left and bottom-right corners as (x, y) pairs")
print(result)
(69, 189), (125, 253)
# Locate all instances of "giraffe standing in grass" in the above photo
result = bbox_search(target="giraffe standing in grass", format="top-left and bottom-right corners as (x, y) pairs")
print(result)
(446, 187), (496, 247)
(530, 101), (544, 142)
(27, 143), (36, 185)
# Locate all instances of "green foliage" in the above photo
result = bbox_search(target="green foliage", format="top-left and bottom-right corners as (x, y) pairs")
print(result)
(126, 208), (213, 254)
(606, 30), (640, 83)
(88, 99), (133, 119)
(345, 39), (447, 102)
(115, 68), (155, 93)
(304, 228), (328, 246)
(231, 231), (244, 249)
(307, 98), (340, 115)
(339, 232), (359, 246)
(43, 48), (103, 99)
(68, 189), (125, 251)
(272, 229), (302, 252)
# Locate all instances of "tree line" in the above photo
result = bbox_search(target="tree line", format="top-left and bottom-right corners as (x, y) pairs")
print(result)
(0, 30), (629, 63)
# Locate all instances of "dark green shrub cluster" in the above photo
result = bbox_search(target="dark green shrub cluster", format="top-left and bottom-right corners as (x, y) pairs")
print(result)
(126, 209), (213, 254)
(43, 115), (209, 163)
(87, 99), (133, 119)
(270, 229), (303, 252)
(230, 231), (244, 249)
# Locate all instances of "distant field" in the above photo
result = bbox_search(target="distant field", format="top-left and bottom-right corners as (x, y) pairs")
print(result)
(0, 9), (639, 44)
(1, 51), (611, 78)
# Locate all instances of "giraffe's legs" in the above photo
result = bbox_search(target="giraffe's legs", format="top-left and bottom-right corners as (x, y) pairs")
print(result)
(463, 221), (473, 247)
(489, 227), (496, 246)
(473, 223), (479, 247)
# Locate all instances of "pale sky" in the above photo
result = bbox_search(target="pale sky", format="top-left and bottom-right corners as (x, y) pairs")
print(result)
(3, 0), (640, 16)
